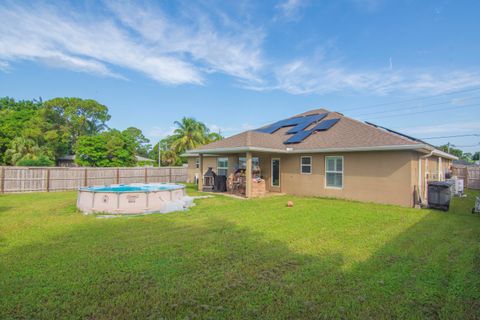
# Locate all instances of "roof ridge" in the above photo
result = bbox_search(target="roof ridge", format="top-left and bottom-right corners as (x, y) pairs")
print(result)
(338, 113), (421, 145)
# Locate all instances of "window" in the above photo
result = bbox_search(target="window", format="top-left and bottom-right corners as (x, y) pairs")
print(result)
(238, 157), (259, 169)
(300, 156), (312, 174)
(272, 158), (280, 187)
(325, 156), (343, 188)
(217, 157), (228, 176)
(195, 157), (200, 169)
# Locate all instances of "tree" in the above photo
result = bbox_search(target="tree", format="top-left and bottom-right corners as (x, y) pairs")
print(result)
(0, 97), (42, 164)
(149, 137), (183, 167)
(122, 127), (151, 157)
(75, 130), (136, 167)
(208, 132), (223, 142)
(461, 152), (473, 162)
(4, 137), (44, 165)
(150, 117), (223, 166)
(473, 152), (480, 161)
(170, 117), (210, 154)
(42, 97), (111, 154)
(438, 144), (463, 158)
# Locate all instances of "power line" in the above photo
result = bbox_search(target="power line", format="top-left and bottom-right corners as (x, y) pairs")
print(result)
(363, 102), (479, 120)
(339, 86), (480, 112)
(349, 96), (480, 117)
(451, 142), (480, 148)
(420, 134), (480, 140)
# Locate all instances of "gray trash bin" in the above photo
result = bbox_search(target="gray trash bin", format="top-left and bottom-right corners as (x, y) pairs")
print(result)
(428, 181), (453, 211)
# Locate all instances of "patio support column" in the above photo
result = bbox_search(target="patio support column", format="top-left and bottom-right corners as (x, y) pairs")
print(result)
(198, 154), (204, 192)
(246, 151), (252, 198)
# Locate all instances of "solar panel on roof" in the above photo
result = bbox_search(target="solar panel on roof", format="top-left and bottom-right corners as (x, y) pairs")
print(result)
(256, 114), (323, 134)
(287, 113), (328, 134)
(256, 125), (281, 134)
(311, 118), (340, 131)
(256, 112), (340, 144)
(284, 130), (314, 144)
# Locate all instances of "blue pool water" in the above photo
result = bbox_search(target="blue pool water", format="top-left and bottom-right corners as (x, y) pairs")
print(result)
(80, 184), (184, 193)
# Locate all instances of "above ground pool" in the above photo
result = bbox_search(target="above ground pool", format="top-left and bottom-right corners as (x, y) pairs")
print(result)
(77, 183), (194, 215)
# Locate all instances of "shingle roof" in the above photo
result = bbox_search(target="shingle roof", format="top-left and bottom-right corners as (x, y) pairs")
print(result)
(191, 108), (425, 153)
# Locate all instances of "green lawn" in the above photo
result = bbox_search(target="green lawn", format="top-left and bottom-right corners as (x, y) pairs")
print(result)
(1, 185), (479, 319)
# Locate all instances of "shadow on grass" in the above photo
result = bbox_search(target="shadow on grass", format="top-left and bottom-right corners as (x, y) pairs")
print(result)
(1, 209), (479, 319)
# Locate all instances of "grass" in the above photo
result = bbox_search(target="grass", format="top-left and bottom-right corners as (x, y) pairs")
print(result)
(1, 185), (479, 319)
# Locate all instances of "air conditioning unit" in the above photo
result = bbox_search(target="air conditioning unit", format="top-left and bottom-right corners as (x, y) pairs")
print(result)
(446, 177), (464, 196)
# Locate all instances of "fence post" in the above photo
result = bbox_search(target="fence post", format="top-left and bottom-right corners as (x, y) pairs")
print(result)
(144, 167), (148, 184)
(169, 167), (172, 183)
(46, 168), (51, 192)
(0, 167), (5, 194)
(116, 168), (120, 184)
(84, 168), (88, 187)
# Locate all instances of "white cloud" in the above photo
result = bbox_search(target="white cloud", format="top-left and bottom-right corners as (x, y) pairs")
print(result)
(275, 0), (308, 20)
(0, 60), (10, 72)
(148, 126), (176, 139)
(1, 1), (479, 98)
(255, 57), (480, 95)
(0, 1), (264, 85)
(401, 121), (480, 135)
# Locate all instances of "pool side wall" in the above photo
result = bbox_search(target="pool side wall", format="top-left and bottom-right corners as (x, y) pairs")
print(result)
(78, 186), (185, 214)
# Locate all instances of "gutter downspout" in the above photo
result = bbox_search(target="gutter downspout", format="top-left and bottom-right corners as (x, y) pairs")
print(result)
(418, 151), (435, 206)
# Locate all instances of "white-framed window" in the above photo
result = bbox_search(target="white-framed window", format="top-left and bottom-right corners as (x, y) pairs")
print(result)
(300, 156), (312, 174)
(238, 157), (260, 169)
(195, 157), (200, 169)
(325, 156), (343, 189)
(217, 157), (228, 176)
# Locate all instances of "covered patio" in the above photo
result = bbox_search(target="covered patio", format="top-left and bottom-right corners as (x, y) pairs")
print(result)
(196, 151), (279, 198)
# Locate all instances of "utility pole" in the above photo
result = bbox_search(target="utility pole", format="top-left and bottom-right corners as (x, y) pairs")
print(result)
(158, 141), (161, 167)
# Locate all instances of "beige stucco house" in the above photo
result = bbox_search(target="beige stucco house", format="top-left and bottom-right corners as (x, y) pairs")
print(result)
(185, 108), (457, 207)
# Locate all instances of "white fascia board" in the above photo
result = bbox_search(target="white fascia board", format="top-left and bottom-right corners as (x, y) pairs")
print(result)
(181, 153), (221, 157)
(188, 144), (435, 155)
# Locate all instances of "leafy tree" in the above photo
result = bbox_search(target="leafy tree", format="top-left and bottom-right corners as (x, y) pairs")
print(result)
(4, 137), (43, 165)
(42, 97), (111, 154)
(438, 144), (463, 158)
(122, 127), (151, 157)
(0, 97), (42, 164)
(75, 130), (136, 167)
(461, 152), (473, 162)
(208, 132), (223, 142)
(473, 152), (480, 161)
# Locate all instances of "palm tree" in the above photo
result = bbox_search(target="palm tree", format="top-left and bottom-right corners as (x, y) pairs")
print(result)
(5, 137), (42, 165)
(170, 117), (210, 153)
(207, 132), (223, 142)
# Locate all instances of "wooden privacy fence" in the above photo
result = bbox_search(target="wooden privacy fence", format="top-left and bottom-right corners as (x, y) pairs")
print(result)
(0, 166), (188, 193)
(452, 165), (480, 189)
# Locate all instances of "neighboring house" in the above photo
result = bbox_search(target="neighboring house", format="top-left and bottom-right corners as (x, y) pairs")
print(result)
(135, 156), (156, 167)
(56, 155), (155, 167)
(185, 108), (457, 207)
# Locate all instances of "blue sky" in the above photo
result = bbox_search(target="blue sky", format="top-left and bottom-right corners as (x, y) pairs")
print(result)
(1, 0), (479, 152)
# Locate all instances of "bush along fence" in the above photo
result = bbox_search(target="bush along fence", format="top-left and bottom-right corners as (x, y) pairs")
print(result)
(0, 166), (188, 193)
